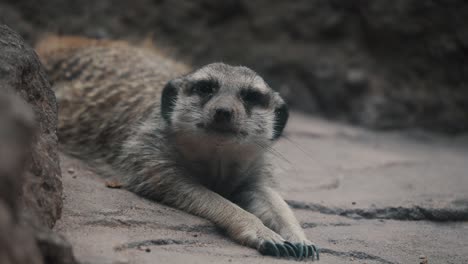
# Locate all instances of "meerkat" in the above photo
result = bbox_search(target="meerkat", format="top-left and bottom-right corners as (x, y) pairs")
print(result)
(36, 36), (319, 260)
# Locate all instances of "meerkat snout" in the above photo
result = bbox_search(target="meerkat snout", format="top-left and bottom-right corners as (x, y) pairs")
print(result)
(213, 107), (233, 123)
(207, 95), (241, 134)
(212, 107), (234, 129)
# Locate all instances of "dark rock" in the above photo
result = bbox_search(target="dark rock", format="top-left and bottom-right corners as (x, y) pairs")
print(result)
(36, 229), (78, 264)
(0, 92), (42, 264)
(0, 92), (35, 215)
(0, 201), (44, 264)
(0, 24), (62, 228)
(345, 69), (368, 94)
(0, 25), (78, 264)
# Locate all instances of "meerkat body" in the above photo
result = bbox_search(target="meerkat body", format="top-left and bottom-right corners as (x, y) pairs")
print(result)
(37, 36), (318, 260)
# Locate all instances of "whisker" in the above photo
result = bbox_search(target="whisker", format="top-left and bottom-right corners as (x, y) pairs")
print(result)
(252, 140), (292, 165)
(280, 134), (316, 161)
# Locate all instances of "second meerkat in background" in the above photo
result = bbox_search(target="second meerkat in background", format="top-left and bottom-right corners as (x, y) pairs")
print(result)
(36, 36), (319, 260)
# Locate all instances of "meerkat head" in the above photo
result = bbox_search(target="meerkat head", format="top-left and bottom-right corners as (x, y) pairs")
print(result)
(161, 63), (288, 146)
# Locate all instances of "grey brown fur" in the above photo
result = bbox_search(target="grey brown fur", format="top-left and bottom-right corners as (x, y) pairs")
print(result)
(37, 36), (318, 260)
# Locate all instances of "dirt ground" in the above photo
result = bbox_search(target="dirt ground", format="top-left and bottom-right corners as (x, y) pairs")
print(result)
(54, 112), (468, 264)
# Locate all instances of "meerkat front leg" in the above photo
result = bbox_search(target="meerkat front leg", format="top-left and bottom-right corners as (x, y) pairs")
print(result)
(126, 174), (301, 258)
(235, 186), (319, 260)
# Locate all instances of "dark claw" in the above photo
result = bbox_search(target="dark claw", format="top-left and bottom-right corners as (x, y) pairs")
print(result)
(294, 243), (304, 260)
(260, 240), (319, 260)
(304, 244), (309, 258)
(304, 244), (309, 259)
(259, 241), (280, 257)
(277, 243), (290, 257)
(307, 245), (315, 260)
(314, 245), (320, 260)
(284, 242), (297, 259)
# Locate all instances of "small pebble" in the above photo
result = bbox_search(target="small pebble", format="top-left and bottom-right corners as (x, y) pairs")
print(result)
(105, 180), (123, 188)
(137, 245), (151, 253)
(67, 168), (75, 174)
(351, 201), (356, 205)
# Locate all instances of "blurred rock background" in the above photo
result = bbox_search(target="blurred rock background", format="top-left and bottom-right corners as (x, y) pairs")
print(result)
(1, 2), (467, 263)
(1, 0), (467, 133)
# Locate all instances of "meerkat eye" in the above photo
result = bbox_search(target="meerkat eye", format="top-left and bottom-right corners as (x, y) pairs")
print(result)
(241, 89), (268, 107)
(191, 80), (218, 96)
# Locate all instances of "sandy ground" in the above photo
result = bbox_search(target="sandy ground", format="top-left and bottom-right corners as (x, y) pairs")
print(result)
(54, 112), (468, 264)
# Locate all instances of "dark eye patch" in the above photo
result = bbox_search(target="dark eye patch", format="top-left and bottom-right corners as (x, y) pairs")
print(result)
(241, 89), (269, 107)
(272, 103), (289, 140)
(190, 79), (219, 97)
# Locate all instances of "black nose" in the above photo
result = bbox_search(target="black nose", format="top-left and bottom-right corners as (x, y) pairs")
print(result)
(214, 108), (232, 123)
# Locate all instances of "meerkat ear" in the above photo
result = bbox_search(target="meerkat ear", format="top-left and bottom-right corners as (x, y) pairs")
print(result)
(272, 95), (289, 140)
(161, 78), (182, 124)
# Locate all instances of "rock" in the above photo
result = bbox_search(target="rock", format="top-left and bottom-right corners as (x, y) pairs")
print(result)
(0, 92), (43, 264)
(0, 24), (62, 228)
(0, 202), (44, 264)
(345, 68), (368, 94)
(0, 25), (78, 264)
(35, 229), (78, 264)
(0, 92), (35, 215)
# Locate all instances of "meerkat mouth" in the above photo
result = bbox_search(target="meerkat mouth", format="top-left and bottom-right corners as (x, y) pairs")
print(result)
(196, 122), (247, 137)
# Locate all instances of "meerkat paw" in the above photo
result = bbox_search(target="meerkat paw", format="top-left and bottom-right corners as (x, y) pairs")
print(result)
(254, 228), (292, 258)
(281, 233), (320, 260)
(255, 228), (318, 260)
(258, 240), (300, 259)
(259, 241), (319, 261)
(291, 239), (319, 261)
(229, 218), (298, 259)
